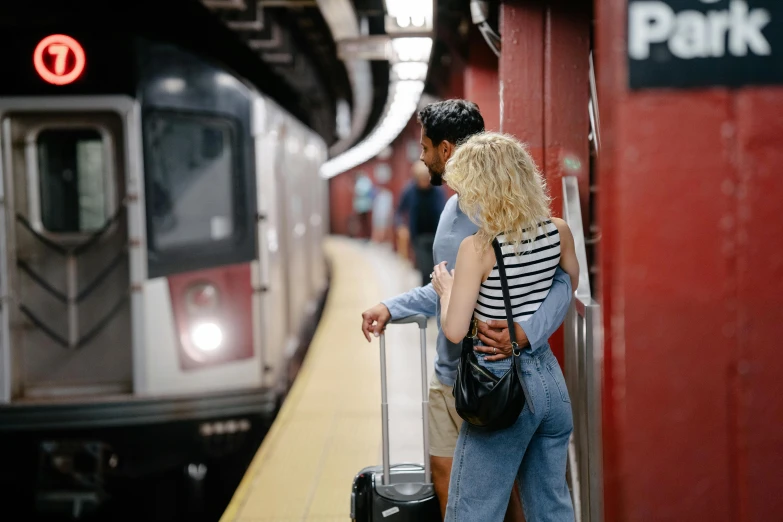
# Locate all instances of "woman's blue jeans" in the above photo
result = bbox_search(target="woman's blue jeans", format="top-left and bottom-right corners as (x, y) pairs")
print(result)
(445, 346), (575, 522)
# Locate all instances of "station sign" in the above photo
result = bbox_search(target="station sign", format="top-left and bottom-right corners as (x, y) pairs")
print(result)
(628, 0), (783, 89)
(33, 34), (86, 86)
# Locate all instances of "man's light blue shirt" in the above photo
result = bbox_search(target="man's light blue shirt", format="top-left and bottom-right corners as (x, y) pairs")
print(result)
(382, 194), (573, 387)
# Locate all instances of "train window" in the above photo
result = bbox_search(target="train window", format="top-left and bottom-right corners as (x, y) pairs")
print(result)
(144, 113), (239, 253)
(37, 128), (109, 233)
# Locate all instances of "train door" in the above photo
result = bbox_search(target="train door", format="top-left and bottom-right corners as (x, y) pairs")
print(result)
(306, 143), (327, 298)
(296, 137), (317, 307)
(318, 153), (329, 290)
(254, 109), (290, 391)
(0, 110), (131, 400)
(273, 125), (295, 347)
(303, 155), (318, 300)
(282, 131), (309, 338)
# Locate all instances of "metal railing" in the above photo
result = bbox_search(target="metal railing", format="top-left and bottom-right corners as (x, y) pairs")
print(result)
(562, 176), (603, 522)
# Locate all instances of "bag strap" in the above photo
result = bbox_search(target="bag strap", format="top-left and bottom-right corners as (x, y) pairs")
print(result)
(491, 237), (536, 414)
(491, 238), (520, 355)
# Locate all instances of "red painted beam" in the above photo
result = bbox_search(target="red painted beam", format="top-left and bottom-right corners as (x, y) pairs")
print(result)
(500, 0), (590, 366)
(500, 0), (545, 163)
(734, 88), (783, 521)
(596, 0), (783, 520)
(465, 27), (500, 132)
(543, 0), (591, 233)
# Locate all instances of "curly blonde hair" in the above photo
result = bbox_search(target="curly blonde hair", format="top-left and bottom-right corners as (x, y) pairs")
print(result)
(444, 132), (552, 254)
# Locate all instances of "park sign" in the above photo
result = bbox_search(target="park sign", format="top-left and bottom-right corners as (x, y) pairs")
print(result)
(628, 0), (783, 89)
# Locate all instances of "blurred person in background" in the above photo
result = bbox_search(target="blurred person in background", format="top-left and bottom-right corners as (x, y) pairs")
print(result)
(350, 171), (374, 238)
(395, 161), (446, 286)
(371, 178), (394, 244)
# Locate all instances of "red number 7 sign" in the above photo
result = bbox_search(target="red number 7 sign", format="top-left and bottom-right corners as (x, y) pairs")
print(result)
(33, 34), (86, 86)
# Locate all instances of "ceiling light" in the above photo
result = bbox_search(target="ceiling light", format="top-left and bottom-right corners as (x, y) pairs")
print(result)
(320, 79), (425, 178)
(319, 36), (432, 179)
(391, 37), (433, 62)
(392, 62), (427, 81)
(384, 0), (432, 22)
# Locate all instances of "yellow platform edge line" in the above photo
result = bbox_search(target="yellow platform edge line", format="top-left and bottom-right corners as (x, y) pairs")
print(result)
(220, 237), (379, 522)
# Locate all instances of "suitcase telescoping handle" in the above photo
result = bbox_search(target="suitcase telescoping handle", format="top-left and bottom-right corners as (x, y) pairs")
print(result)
(378, 314), (431, 486)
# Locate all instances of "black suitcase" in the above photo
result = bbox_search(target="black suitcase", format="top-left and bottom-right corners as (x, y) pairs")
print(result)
(351, 315), (442, 521)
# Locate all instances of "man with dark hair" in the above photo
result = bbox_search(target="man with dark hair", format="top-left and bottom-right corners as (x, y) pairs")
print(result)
(416, 99), (486, 186)
(361, 100), (573, 520)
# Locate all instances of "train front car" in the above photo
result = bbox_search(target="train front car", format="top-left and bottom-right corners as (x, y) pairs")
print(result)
(0, 24), (327, 518)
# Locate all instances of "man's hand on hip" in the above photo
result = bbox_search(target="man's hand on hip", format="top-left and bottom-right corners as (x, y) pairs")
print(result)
(474, 320), (530, 361)
(361, 303), (392, 341)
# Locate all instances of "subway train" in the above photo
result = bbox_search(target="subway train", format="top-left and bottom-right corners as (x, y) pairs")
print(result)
(0, 13), (329, 518)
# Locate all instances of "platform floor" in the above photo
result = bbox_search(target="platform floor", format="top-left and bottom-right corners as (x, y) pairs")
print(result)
(221, 237), (437, 521)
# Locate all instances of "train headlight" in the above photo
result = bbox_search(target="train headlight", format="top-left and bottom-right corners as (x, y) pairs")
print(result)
(191, 322), (223, 352)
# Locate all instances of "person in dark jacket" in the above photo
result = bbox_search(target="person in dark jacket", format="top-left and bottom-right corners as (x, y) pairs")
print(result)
(395, 162), (446, 286)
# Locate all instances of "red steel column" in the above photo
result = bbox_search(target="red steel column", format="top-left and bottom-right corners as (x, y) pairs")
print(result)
(500, 0), (591, 364)
(596, 1), (783, 521)
(464, 27), (500, 132)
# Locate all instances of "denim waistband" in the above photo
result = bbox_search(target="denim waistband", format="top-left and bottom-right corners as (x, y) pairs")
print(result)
(519, 346), (557, 366)
(473, 339), (556, 366)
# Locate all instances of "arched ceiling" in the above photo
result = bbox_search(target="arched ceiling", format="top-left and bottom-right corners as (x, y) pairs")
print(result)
(202, 0), (389, 149)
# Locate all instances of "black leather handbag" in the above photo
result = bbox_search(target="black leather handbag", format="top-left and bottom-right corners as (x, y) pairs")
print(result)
(452, 238), (535, 431)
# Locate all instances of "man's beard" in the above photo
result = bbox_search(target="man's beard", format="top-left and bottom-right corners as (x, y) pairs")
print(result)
(429, 167), (444, 186)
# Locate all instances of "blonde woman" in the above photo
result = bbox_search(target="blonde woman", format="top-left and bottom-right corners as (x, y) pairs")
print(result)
(431, 132), (579, 522)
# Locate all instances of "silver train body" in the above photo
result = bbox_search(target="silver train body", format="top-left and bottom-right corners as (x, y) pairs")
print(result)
(0, 38), (328, 443)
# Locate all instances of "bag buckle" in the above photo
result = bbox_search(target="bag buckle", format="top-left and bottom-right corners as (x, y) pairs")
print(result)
(512, 342), (521, 356)
(468, 318), (478, 339)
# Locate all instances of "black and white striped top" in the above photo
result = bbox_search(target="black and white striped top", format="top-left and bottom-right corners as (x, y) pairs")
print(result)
(473, 220), (560, 323)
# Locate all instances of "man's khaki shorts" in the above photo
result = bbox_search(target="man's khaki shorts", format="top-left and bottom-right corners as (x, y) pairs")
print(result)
(428, 373), (464, 458)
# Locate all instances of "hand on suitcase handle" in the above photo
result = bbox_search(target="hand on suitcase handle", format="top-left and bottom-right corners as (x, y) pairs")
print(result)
(361, 303), (392, 341)
(362, 304), (428, 342)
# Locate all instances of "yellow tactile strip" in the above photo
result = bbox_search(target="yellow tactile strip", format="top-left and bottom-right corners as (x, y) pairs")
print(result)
(221, 237), (408, 522)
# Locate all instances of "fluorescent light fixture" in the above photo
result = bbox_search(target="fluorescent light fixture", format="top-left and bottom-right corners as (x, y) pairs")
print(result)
(320, 35), (432, 179)
(392, 62), (428, 81)
(320, 78), (425, 178)
(384, 0), (432, 23)
(391, 37), (433, 62)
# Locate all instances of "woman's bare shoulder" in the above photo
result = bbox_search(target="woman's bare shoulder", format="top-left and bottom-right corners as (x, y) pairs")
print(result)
(550, 217), (576, 254)
(458, 235), (480, 261)
(550, 217), (570, 232)
(458, 235), (490, 260)
(458, 236), (495, 279)
(550, 217), (575, 240)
